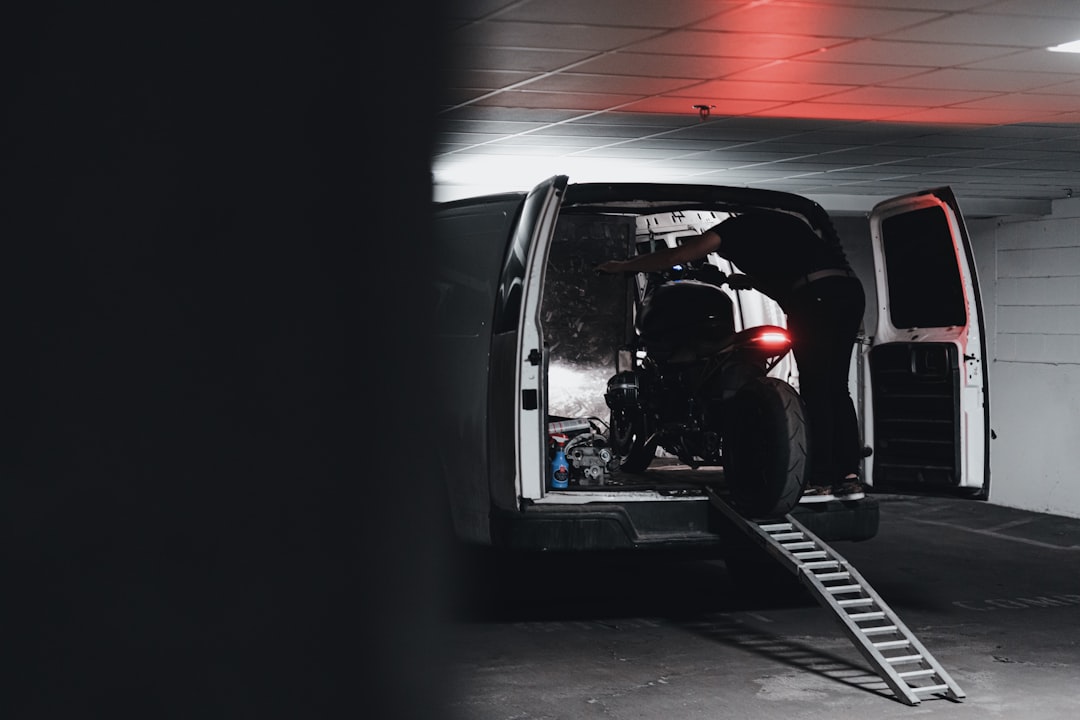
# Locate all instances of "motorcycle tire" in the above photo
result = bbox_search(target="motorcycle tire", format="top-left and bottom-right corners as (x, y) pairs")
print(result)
(723, 376), (808, 519)
(609, 410), (658, 473)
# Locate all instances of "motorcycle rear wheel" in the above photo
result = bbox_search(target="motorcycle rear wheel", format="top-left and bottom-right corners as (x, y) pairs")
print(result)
(723, 376), (808, 519)
(609, 410), (658, 473)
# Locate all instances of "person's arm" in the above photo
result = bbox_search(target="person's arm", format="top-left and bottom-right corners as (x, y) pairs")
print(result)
(596, 229), (723, 274)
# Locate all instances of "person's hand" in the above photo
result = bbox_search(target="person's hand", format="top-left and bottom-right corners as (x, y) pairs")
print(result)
(595, 259), (625, 274)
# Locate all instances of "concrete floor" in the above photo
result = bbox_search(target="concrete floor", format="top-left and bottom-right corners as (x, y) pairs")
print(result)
(442, 494), (1080, 719)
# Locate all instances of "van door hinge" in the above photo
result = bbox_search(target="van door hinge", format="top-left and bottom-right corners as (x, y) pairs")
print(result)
(527, 348), (542, 366)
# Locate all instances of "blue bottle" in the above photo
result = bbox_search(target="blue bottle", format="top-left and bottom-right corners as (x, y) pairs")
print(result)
(551, 435), (570, 489)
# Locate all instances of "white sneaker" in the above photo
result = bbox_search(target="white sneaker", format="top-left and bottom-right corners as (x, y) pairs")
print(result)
(833, 480), (865, 501)
(799, 485), (835, 504)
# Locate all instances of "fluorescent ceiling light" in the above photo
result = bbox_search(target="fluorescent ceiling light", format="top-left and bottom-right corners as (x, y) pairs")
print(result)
(1048, 39), (1080, 53)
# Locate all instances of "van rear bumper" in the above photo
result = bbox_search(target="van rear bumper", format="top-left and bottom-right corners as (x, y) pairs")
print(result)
(491, 496), (879, 552)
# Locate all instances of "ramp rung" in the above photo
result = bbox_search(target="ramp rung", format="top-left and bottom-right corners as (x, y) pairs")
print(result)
(826, 584), (862, 594)
(838, 598), (874, 607)
(885, 654), (924, 665)
(772, 532), (805, 541)
(803, 560), (839, 570)
(814, 571), (851, 581)
(848, 611), (887, 621)
(760, 523), (792, 532)
(911, 684), (950, 695)
(793, 551), (827, 560)
(782, 541), (815, 550)
(898, 669), (938, 680)
(873, 639), (912, 650)
(861, 625), (899, 636)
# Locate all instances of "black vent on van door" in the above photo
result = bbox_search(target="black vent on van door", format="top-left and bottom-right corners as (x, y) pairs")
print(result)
(869, 342), (961, 489)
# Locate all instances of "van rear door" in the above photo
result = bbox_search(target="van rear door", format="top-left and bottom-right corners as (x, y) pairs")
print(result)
(432, 175), (567, 543)
(433, 191), (529, 543)
(865, 187), (990, 497)
(493, 175), (568, 505)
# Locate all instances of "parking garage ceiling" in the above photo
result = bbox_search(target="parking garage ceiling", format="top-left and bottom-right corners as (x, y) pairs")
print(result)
(435, 0), (1080, 216)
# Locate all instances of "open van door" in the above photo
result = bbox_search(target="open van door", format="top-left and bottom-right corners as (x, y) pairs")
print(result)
(864, 187), (990, 498)
(491, 175), (568, 508)
(432, 175), (567, 544)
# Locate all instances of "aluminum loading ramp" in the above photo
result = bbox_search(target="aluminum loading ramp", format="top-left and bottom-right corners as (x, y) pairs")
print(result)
(708, 490), (964, 706)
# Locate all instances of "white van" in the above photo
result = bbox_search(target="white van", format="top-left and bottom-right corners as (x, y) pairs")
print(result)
(433, 178), (989, 557)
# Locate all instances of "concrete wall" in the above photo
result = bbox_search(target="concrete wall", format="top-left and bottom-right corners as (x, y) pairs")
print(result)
(835, 198), (1080, 519)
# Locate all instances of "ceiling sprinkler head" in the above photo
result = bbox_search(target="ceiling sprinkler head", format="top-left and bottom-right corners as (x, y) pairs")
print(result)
(693, 104), (715, 121)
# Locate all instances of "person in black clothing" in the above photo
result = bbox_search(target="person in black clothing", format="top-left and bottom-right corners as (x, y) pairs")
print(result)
(597, 211), (866, 503)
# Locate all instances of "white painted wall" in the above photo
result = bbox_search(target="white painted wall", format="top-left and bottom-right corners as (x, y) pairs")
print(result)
(835, 198), (1080, 519)
(975, 199), (1080, 517)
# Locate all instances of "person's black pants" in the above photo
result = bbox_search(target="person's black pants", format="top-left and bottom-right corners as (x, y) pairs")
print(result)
(785, 275), (866, 487)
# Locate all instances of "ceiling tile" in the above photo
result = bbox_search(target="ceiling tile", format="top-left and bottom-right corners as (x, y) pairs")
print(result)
(879, 133), (1016, 150)
(452, 20), (660, 51)
(883, 156), (1013, 168)
(521, 72), (702, 95)
(1019, 131), (1080, 146)
(699, 149), (814, 163)
(471, 90), (645, 111)
(440, 106), (584, 123)
(885, 68), (1075, 92)
(945, 147), (1073, 161)
(965, 49), (1080, 74)
(726, 59), (926, 85)
(800, 39), (1022, 67)
(962, 124), (1080, 139)
(812, 0), (992, 10)
(571, 52), (767, 79)
(501, 135), (624, 149)
(454, 144), (571, 157)
(447, 69), (542, 90)
(977, 0), (1080, 19)
(822, 86), (997, 106)
(1035, 78), (1080, 95)
(439, 119), (553, 135)
(624, 30), (851, 58)
(759, 101), (922, 121)
(494, 0), (741, 28)
(887, 106), (1066, 124)
(572, 147), (697, 160)
(529, 123), (670, 139)
(440, 88), (499, 107)
(881, 12), (1080, 47)
(438, 132), (516, 146)
(618, 96), (785, 115)
(623, 138), (738, 152)
(695, 2), (944, 37)
(953, 93), (1080, 112)
(666, 79), (850, 102)
(689, 116), (842, 135)
(444, 0), (520, 23)
(451, 46), (595, 72)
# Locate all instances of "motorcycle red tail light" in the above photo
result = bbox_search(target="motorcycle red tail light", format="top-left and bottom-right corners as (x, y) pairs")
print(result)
(753, 330), (791, 350)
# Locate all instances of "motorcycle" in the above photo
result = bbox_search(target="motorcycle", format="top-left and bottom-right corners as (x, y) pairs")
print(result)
(604, 262), (808, 519)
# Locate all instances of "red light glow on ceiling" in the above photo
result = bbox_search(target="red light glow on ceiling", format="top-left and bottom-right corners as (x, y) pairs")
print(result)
(452, 0), (1080, 126)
